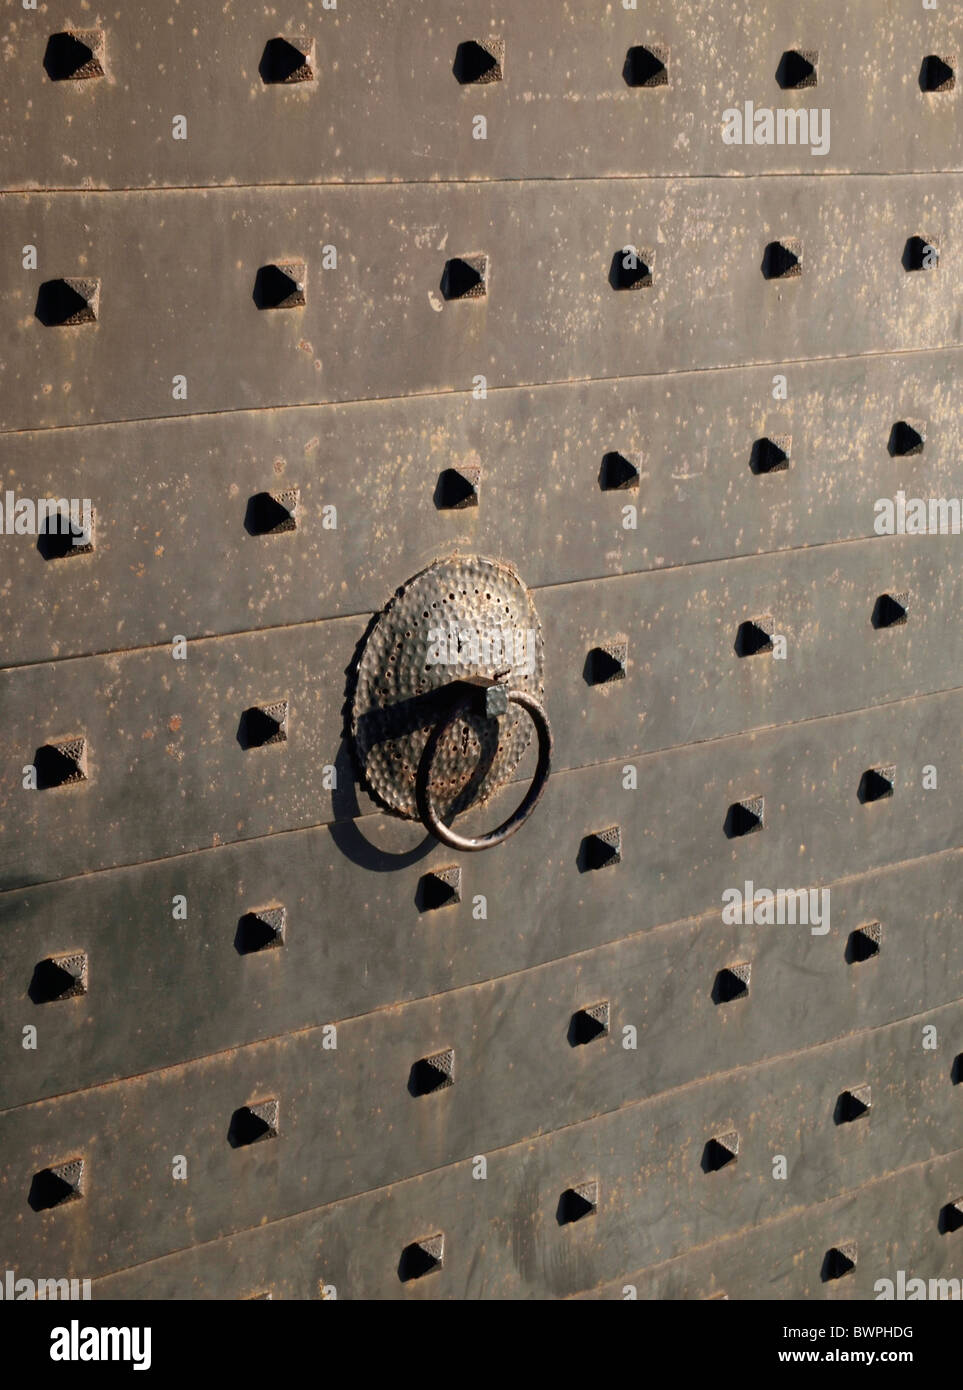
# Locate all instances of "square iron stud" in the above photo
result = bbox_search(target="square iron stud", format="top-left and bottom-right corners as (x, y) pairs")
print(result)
(750, 435), (791, 474)
(586, 642), (627, 685)
(441, 255), (488, 301)
(399, 1233), (444, 1281)
(34, 737), (88, 790)
(44, 31), (105, 81)
(558, 1181), (599, 1224)
(30, 952), (88, 1004)
(245, 489), (300, 535)
(624, 45), (669, 87)
(835, 1086), (872, 1124)
(902, 236), (938, 272)
(580, 826), (622, 872)
(599, 451), (640, 491)
(453, 38), (505, 84)
(610, 246), (654, 290)
(239, 701), (288, 750)
(940, 1201), (963, 1234)
(762, 239), (802, 280)
(776, 49), (818, 89)
(724, 796), (765, 839)
(229, 1099), (279, 1147)
(419, 866), (462, 911)
(872, 592), (909, 630)
(920, 55), (956, 93)
(822, 1243), (857, 1281)
(888, 420), (926, 457)
(235, 906), (286, 955)
(952, 1054), (963, 1085)
(38, 507), (95, 560)
(712, 962), (751, 1004)
(735, 616), (775, 658)
(845, 922), (882, 964)
(29, 1158), (85, 1211)
(255, 263), (307, 309)
(260, 36), (316, 84)
(702, 1131), (740, 1172)
(570, 1001), (610, 1046)
(409, 1048), (455, 1096)
(858, 765), (895, 804)
(36, 278), (100, 327)
(435, 466), (481, 510)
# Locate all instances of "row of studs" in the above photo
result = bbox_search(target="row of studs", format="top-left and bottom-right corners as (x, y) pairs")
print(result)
(37, 31), (959, 96)
(30, 233), (942, 330)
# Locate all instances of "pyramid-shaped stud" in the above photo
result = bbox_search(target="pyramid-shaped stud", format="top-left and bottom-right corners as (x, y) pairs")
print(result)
(453, 38), (505, 84)
(229, 1099), (280, 1147)
(419, 866), (462, 911)
(750, 435), (791, 474)
(441, 254), (488, 300)
(570, 1001), (610, 1046)
(587, 642), (627, 685)
(610, 245), (654, 290)
(37, 277), (100, 327)
(34, 737), (88, 790)
(776, 49), (818, 89)
(31, 952), (88, 1004)
(29, 1158), (85, 1211)
(44, 31), (105, 81)
(558, 1180), (599, 1224)
(713, 962), (751, 1004)
(903, 235), (938, 272)
(256, 263), (307, 309)
(920, 55), (956, 93)
(436, 465), (481, 510)
(240, 700), (288, 749)
(735, 616), (775, 657)
(762, 238), (802, 280)
(410, 1048), (455, 1096)
(260, 36), (316, 84)
(703, 1131), (740, 1172)
(846, 922), (881, 964)
(399, 1233), (444, 1281)
(38, 505), (95, 560)
(724, 795), (765, 838)
(953, 1053), (963, 1085)
(872, 592), (909, 630)
(580, 825), (622, 871)
(236, 906), (286, 954)
(888, 420), (925, 457)
(624, 45), (669, 87)
(858, 765), (895, 804)
(940, 1200), (963, 1233)
(246, 489), (300, 535)
(835, 1086), (872, 1124)
(599, 451), (640, 491)
(823, 1243), (857, 1280)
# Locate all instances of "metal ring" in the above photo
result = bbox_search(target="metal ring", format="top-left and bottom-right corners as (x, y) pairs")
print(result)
(415, 691), (553, 852)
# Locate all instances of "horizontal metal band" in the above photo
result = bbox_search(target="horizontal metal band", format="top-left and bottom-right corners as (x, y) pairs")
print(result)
(1, 177), (960, 431)
(1, 2), (959, 188)
(0, 350), (959, 666)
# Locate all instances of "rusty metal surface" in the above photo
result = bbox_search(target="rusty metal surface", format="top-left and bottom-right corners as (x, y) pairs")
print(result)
(1, 1), (959, 188)
(1, 177), (961, 431)
(2, 0), (960, 1304)
(1, 349), (960, 667)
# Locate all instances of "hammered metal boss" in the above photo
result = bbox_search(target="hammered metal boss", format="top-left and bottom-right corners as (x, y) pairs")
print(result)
(350, 556), (552, 851)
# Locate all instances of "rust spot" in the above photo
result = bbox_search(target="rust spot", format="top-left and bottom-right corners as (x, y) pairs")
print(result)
(168, 715), (182, 733)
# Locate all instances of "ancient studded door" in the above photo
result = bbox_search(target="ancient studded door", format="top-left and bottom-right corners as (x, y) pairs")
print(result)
(1, 1), (961, 1303)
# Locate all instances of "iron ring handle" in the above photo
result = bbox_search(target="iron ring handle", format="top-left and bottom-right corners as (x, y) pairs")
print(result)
(415, 690), (553, 852)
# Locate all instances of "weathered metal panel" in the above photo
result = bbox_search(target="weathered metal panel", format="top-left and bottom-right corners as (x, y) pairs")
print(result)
(1, 177), (960, 431)
(1, 349), (960, 667)
(19, 1004), (952, 1295)
(1, 843), (959, 1113)
(1, 2), (959, 188)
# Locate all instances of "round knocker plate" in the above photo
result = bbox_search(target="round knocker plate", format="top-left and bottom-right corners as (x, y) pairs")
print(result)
(350, 555), (545, 823)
